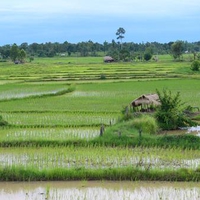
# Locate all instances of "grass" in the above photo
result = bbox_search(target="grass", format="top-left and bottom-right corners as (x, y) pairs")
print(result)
(0, 166), (199, 181)
(93, 120), (200, 149)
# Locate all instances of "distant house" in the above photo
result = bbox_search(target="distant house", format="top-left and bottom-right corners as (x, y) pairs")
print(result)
(103, 56), (114, 63)
(131, 93), (160, 111)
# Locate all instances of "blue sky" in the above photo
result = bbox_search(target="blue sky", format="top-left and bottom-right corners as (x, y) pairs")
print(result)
(0, 0), (200, 45)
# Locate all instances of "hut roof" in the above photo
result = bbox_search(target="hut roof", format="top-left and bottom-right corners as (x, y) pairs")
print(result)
(131, 93), (160, 107)
(104, 56), (114, 62)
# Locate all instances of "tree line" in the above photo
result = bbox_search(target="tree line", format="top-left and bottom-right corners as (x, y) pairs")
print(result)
(0, 32), (200, 62)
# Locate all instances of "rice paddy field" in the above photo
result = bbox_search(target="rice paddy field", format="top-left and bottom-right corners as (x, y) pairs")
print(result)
(0, 56), (199, 198)
(0, 54), (198, 82)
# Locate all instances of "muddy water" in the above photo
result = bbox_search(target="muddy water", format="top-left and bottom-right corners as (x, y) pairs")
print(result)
(161, 126), (200, 137)
(0, 181), (199, 200)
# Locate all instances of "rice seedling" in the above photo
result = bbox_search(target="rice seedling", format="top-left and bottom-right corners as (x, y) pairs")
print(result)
(0, 127), (100, 141)
(0, 146), (199, 171)
(0, 83), (69, 100)
(1, 112), (118, 127)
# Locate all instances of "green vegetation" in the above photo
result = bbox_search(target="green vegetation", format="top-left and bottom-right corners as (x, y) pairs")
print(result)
(0, 115), (8, 126)
(131, 115), (158, 135)
(0, 56), (199, 181)
(144, 47), (153, 61)
(191, 60), (200, 71)
(0, 145), (200, 181)
(155, 89), (195, 130)
(171, 40), (184, 60)
(1, 39), (200, 62)
(10, 44), (26, 63)
(0, 166), (199, 181)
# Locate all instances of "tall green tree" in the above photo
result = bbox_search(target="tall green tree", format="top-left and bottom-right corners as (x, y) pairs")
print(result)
(18, 49), (26, 62)
(10, 44), (19, 62)
(171, 41), (184, 60)
(116, 27), (126, 47)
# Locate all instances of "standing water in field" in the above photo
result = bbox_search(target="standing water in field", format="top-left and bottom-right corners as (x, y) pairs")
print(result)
(187, 126), (200, 136)
(0, 181), (199, 200)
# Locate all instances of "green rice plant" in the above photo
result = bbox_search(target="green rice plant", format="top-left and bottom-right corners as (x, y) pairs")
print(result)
(0, 80), (199, 114)
(1, 112), (118, 127)
(0, 146), (199, 171)
(0, 82), (70, 100)
(0, 127), (100, 141)
(0, 56), (198, 82)
(0, 165), (199, 181)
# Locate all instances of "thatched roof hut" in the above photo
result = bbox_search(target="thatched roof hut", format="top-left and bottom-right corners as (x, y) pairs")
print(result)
(104, 56), (114, 62)
(131, 94), (160, 110)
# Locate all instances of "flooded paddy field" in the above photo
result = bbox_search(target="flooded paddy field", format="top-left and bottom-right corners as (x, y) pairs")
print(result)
(0, 181), (199, 200)
(0, 146), (199, 170)
(0, 127), (100, 141)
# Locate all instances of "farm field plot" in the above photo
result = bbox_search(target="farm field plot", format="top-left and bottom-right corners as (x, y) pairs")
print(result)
(0, 79), (199, 132)
(0, 79), (199, 113)
(0, 127), (100, 141)
(0, 56), (195, 81)
(0, 146), (199, 170)
(1, 112), (117, 127)
(0, 82), (69, 100)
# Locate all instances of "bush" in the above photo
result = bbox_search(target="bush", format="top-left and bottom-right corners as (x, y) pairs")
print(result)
(155, 89), (195, 130)
(120, 106), (133, 121)
(0, 115), (8, 126)
(144, 52), (152, 61)
(100, 74), (106, 80)
(132, 115), (158, 135)
(191, 60), (200, 71)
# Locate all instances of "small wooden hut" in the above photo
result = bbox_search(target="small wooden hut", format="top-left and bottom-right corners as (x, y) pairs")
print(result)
(131, 93), (160, 112)
(103, 56), (114, 62)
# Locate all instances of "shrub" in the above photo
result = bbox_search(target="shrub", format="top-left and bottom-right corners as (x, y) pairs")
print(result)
(191, 60), (200, 71)
(144, 52), (152, 61)
(132, 115), (158, 135)
(120, 106), (133, 121)
(155, 89), (195, 130)
(0, 115), (8, 126)
(100, 74), (106, 80)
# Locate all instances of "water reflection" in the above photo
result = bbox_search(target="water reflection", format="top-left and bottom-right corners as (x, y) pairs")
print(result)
(187, 126), (200, 135)
(0, 181), (199, 200)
